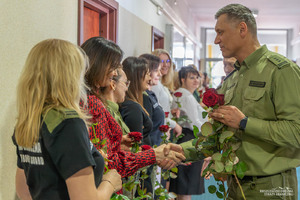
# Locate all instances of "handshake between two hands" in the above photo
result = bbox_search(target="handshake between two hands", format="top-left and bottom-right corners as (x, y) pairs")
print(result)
(154, 143), (186, 170)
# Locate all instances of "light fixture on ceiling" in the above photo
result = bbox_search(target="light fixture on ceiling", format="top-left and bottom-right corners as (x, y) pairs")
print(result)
(150, 0), (163, 16)
(174, 0), (177, 5)
(157, 6), (162, 15)
(251, 9), (259, 18)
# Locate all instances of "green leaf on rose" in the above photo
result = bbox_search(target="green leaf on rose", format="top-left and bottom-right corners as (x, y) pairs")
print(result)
(170, 172), (177, 179)
(236, 161), (248, 179)
(219, 184), (225, 192)
(212, 152), (222, 161)
(222, 147), (232, 158)
(225, 161), (233, 172)
(208, 185), (217, 194)
(192, 138), (198, 146)
(193, 125), (200, 138)
(202, 111), (208, 119)
(219, 131), (234, 143)
(171, 167), (178, 173)
(216, 191), (224, 199)
(201, 122), (214, 136)
(214, 161), (225, 173)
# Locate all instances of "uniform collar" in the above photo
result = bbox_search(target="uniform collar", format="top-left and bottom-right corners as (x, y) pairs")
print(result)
(234, 45), (268, 70)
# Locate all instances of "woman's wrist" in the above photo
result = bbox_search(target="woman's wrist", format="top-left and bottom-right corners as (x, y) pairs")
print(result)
(102, 179), (116, 193)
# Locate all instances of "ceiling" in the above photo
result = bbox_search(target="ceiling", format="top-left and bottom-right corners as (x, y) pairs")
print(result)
(169, 0), (300, 29)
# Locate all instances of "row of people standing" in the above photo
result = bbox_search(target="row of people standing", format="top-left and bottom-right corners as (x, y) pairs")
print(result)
(13, 38), (186, 200)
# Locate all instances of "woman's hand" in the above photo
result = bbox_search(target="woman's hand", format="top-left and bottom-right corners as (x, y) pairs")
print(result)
(171, 108), (180, 118)
(121, 134), (133, 148)
(173, 123), (182, 137)
(102, 169), (122, 192)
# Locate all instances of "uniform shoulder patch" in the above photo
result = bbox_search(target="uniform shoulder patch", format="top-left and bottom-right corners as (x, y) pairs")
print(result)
(43, 108), (79, 133)
(267, 55), (289, 69)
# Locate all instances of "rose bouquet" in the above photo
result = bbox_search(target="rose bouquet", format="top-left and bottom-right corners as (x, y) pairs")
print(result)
(191, 88), (247, 200)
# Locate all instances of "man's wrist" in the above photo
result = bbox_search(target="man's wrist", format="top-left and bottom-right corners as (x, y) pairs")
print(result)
(239, 116), (248, 130)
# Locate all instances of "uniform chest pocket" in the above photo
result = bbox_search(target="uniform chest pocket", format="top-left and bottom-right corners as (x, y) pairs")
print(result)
(244, 87), (266, 101)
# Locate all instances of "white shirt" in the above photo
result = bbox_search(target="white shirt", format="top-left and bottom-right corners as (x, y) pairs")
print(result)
(151, 81), (176, 128)
(173, 87), (207, 130)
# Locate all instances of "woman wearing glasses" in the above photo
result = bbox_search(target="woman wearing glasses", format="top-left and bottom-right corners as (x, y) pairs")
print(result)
(81, 37), (185, 183)
(101, 68), (132, 151)
(152, 49), (182, 140)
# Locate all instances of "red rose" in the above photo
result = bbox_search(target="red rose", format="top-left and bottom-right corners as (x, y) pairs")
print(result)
(159, 125), (169, 132)
(174, 92), (182, 97)
(90, 110), (101, 123)
(128, 132), (143, 142)
(165, 112), (169, 118)
(141, 145), (152, 151)
(202, 88), (220, 107)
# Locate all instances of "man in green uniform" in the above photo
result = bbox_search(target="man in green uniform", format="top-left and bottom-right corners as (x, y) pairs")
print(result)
(210, 3), (300, 200)
(164, 3), (300, 200)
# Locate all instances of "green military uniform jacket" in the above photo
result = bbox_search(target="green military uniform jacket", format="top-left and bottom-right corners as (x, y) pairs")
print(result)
(182, 45), (300, 176)
(106, 100), (130, 135)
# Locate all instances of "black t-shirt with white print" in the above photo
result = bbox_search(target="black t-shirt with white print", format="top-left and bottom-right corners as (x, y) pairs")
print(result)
(13, 109), (104, 200)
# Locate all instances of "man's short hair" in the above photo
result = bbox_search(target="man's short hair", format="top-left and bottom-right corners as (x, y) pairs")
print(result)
(215, 4), (257, 37)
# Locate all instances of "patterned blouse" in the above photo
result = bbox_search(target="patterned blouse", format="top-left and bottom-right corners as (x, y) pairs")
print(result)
(87, 94), (156, 178)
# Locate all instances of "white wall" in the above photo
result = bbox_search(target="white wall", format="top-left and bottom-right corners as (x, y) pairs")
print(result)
(0, 1), (78, 199)
(117, 0), (169, 34)
(118, 6), (152, 58)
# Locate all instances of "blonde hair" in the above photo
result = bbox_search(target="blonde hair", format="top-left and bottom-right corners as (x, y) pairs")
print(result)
(15, 39), (88, 147)
(152, 49), (174, 92)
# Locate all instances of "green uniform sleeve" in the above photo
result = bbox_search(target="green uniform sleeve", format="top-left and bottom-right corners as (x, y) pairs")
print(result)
(180, 140), (205, 161)
(245, 64), (300, 148)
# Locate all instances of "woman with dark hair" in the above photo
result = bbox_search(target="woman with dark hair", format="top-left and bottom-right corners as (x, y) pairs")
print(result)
(81, 37), (185, 181)
(120, 56), (157, 196)
(139, 53), (165, 146)
(120, 56), (152, 146)
(169, 66), (207, 200)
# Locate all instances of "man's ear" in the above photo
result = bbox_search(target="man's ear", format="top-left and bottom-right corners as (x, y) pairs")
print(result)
(239, 22), (248, 38)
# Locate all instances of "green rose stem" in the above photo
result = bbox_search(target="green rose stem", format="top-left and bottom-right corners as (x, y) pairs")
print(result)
(221, 180), (227, 200)
(91, 123), (102, 150)
(233, 171), (246, 200)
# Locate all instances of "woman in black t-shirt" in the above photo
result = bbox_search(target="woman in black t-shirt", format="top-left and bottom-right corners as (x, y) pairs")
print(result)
(13, 39), (122, 200)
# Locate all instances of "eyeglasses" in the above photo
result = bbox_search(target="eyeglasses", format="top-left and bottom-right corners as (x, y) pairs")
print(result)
(160, 59), (171, 64)
(120, 80), (130, 88)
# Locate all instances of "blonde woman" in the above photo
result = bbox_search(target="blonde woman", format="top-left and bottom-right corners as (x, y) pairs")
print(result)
(13, 39), (121, 200)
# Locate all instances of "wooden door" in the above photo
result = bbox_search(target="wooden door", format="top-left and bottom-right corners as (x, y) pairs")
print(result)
(84, 7), (100, 42)
(78, 0), (118, 45)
